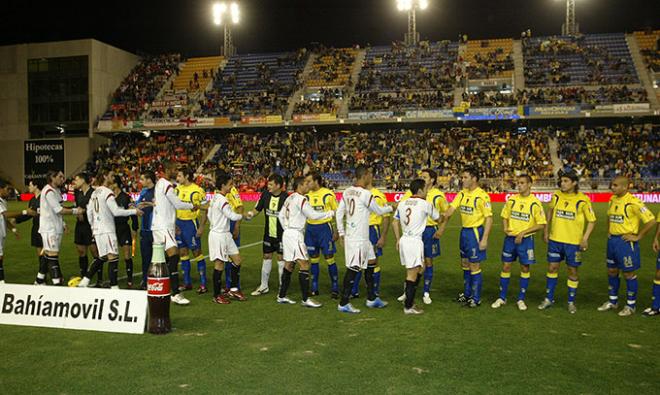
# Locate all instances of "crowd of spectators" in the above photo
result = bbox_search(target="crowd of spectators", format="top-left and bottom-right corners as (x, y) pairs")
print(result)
(105, 54), (182, 121)
(293, 88), (342, 115)
(523, 35), (638, 86)
(463, 42), (514, 80)
(306, 47), (356, 87)
(462, 91), (517, 108)
(556, 124), (660, 181)
(85, 133), (215, 191)
(350, 91), (454, 112)
(356, 41), (460, 93)
(518, 86), (648, 105)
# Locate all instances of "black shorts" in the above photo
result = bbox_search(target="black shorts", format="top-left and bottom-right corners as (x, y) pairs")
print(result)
(116, 227), (133, 246)
(31, 230), (43, 249)
(263, 236), (283, 255)
(74, 222), (94, 246)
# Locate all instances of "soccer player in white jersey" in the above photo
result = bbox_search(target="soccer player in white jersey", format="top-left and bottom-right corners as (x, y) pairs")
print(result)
(392, 179), (441, 314)
(78, 170), (142, 288)
(0, 179), (31, 284)
(276, 176), (334, 307)
(39, 170), (85, 285)
(151, 162), (197, 305)
(336, 165), (394, 314)
(207, 171), (250, 304)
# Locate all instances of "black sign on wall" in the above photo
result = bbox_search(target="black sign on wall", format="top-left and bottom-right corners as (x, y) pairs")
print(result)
(24, 140), (65, 186)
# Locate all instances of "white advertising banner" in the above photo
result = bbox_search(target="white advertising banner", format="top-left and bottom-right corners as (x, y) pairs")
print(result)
(0, 284), (148, 334)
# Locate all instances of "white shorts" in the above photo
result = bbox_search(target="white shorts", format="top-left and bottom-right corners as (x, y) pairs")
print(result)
(95, 233), (119, 258)
(399, 236), (424, 269)
(282, 230), (309, 262)
(209, 231), (239, 262)
(41, 232), (63, 253)
(153, 228), (178, 250)
(344, 240), (376, 270)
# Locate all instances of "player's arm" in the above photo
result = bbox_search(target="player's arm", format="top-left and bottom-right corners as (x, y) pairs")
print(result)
(653, 217), (660, 253)
(231, 190), (244, 239)
(379, 213), (391, 247)
(579, 200), (597, 251)
(478, 197), (493, 251)
(622, 204), (656, 242)
(45, 190), (81, 216)
(277, 202), (287, 227)
(222, 202), (243, 222)
(247, 193), (266, 218)
(437, 194), (460, 237)
(108, 195), (141, 217)
(335, 198), (346, 238)
(544, 194), (558, 243)
(303, 199), (334, 221)
(327, 193), (340, 241)
(391, 208), (401, 251)
(165, 186), (194, 210)
(368, 196), (393, 216)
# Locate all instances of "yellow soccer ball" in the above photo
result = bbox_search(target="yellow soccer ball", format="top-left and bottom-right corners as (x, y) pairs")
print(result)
(68, 276), (82, 287)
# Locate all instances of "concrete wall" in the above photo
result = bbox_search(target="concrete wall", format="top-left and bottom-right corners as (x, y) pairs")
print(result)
(0, 39), (139, 188)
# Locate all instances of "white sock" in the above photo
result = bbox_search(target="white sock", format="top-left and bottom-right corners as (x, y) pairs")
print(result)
(261, 259), (272, 289)
(37, 272), (46, 280)
(78, 277), (90, 287)
(52, 278), (61, 285)
(278, 261), (285, 286)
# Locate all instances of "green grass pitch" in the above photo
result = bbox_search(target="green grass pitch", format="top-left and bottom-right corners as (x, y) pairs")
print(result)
(1, 201), (658, 394)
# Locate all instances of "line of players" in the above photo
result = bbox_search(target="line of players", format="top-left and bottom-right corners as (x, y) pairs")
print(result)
(1, 163), (658, 316)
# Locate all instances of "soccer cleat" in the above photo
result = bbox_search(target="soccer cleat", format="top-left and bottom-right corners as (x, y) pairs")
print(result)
(567, 302), (577, 314)
(404, 305), (424, 315)
(213, 295), (231, 304)
(350, 292), (360, 299)
(423, 292), (432, 305)
(126, 281), (133, 289)
(251, 286), (269, 296)
(397, 293), (406, 302)
(597, 301), (618, 311)
(227, 289), (247, 301)
(538, 298), (554, 310)
(642, 307), (659, 317)
(77, 277), (90, 288)
(222, 287), (230, 295)
(68, 276), (82, 287)
(277, 296), (296, 304)
(197, 286), (208, 295)
(311, 290), (319, 296)
(618, 306), (635, 317)
(491, 298), (506, 309)
(302, 298), (322, 308)
(516, 300), (528, 311)
(467, 299), (481, 308)
(171, 293), (191, 305)
(178, 284), (193, 292)
(366, 297), (388, 309)
(330, 291), (339, 299)
(455, 292), (468, 303)
(337, 303), (361, 314)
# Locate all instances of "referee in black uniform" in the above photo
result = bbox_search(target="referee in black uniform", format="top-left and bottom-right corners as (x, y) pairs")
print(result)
(113, 176), (139, 288)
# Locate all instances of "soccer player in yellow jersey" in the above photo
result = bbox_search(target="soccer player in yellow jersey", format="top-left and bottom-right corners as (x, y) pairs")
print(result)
(304, 173), (340, 297)
(645, 210), (660, 316)
(396, 169), (448, 304)
(597, 176), (656, 316)
(350, 178), (391, 300)
(224, 182), (244, 292)
(175, 168), (208, 294)
(539, 170), (596, 314)
(491, 175), (547, 311)
(437, 167), (493, 308)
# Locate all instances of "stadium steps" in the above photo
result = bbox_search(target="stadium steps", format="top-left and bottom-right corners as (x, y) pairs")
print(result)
(338, 48), (366, 117)
(285, 54), (317, 120)
(173, 56), (224, 93)
(512, 40), (525, 90)
(626, 34), (660, 110)
(197, 144), (221, 174)
(548, 136), (562, 175)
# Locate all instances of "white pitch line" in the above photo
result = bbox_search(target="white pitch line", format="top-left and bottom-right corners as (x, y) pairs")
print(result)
(117, 240), (263, 282)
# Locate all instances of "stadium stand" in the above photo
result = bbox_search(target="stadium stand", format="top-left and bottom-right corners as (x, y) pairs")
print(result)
(102, 54), (182, 122)
(172, 56), (224, 92)
(305, 47), (357, 88)
(523, 33), (639, 86)
(634, 30), (660, 72)
(517, 86), (648, 105)
(463, 38), (514, 80)
(556, 123), (660, 181)
(198, 50), (308, 119)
